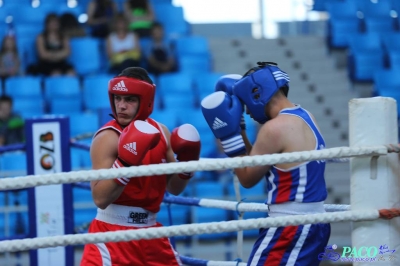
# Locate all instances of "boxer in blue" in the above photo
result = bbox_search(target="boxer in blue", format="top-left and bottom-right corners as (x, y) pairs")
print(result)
(201, 62), (330, 266)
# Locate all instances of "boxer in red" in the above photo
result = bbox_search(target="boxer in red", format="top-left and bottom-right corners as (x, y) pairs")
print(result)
(80, 67), (201, 266)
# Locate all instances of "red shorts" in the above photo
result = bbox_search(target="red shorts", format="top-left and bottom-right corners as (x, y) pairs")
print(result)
(80, 219), (182, 266)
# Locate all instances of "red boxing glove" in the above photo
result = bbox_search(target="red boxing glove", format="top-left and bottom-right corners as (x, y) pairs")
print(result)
(171, 124), (201, 179)
(114, 120), (161, 186)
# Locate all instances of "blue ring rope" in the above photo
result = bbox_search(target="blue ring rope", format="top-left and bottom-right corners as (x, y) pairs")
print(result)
(0, 143), (26, 154)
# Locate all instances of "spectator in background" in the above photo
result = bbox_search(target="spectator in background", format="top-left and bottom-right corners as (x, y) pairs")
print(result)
(106, 13), (141, 75)
(60, 12), (87, 38)
(145, 22), (176, 76)
(124, 0), (155, 38)
(87, 0), (117, 39)
(27, 13), (75, 76)
(0, 35), (20, 81)
(0, 95), (24, 146)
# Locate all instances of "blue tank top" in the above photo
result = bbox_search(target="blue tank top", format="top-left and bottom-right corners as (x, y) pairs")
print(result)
(265, 105), (327, 204)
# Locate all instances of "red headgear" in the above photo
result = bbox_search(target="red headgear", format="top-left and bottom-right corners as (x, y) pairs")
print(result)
(108, 76), (156, 121)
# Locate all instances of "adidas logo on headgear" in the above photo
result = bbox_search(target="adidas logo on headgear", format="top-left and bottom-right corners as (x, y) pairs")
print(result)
(113, 80), (128, 92)
(212, 117), (228, 130)
(123, 142), (137, 155)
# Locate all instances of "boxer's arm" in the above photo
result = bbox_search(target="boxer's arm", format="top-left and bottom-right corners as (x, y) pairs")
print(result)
(234, 121), (283, 188)
(90, 129), (125, 209)
(160, 124), (189, 195)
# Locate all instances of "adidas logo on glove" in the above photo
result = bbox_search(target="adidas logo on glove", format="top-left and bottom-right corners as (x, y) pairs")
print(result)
(212, 117), (227, 130)
(113, 80), (128, 92)
(123, 142), (137, 155)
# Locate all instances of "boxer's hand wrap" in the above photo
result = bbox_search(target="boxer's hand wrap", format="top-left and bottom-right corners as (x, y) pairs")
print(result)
(215, 74), (246, 130)
(114, 120), (161, 186)
(171, 124), (201, 180)
(201, 91), (246, 157)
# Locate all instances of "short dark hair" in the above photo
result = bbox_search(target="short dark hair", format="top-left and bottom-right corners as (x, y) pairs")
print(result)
(0, 95), (13, 104)
(118, 67), (153, 85)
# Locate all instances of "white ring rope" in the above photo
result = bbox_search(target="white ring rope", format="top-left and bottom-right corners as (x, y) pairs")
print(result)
(0, 145), (388, 190)
(183, 197), (350, 212)
(0, 209), (380, 252)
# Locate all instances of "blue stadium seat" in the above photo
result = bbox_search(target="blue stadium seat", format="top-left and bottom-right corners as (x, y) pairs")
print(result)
(359, 0), (392, 18)
(150, 108), (178, 131)
(0, 213), (4, 238)
(193, 72), (225, 100)
(69, 112), (100, 137)
(175, 36), (210, 57)
(176, 109), (208, 133)
(382, 33), (400, 53)
(79, 140), (92, 168)
(14, 24), (43, 39)
(388, 51), (400, 69)
(69, 37), (101, 76)
(73, 186), (93, 203)
(364, 17), (395, 33)
(8, 190), (28, 206)
(194, 181), (224, 198)
(375, 89), (400, 115)
(16, 37), (37, 70)
(49, 97), (83, 115)
(157, 72), (194, 94)
(178, 55), (211, 74)
(326, 1), (360, 48)
(163, 94), (196, 111)
(0, 152), (27, 173)
(347, 33), (384, 82)
(9, 210), (29, 235)
(0, 5), (17, 20)
(311, 0), (328, 11)
(158, 204), (190, 226)
(5, 76), (42, 98)
(373, 68), (400, 96)
(13, 98), (45, 119)
(56, 4), (84, 17)
(153, 4), (189, 37)
(44, 76), (80, 100)
(228, 181), (266, 202)
(83, 75), (113, 111)
(71, 147), (83, 170)
(12, 6), (50, 24)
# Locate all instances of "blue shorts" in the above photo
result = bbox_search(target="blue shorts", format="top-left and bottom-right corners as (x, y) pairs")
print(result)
(247, 223), (331, 266)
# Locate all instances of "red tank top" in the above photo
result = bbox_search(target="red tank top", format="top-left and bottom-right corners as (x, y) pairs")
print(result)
(94, 118), (168, 213)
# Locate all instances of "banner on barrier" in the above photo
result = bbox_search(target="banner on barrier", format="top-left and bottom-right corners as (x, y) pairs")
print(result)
(26, 117), (73, 266)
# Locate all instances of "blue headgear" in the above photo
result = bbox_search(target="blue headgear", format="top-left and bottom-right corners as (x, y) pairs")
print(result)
(232, 62), (290, 124)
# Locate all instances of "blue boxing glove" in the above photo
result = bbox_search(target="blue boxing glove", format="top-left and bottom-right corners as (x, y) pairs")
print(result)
(215, 74), (243, 95)
(215, 74), (246, 130)
(201, 91), (246, 157)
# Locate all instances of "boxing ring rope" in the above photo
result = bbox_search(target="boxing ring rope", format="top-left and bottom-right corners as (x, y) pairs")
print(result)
(162, 195), (351, 213)
(0, 145), (391, 190)
(71, 181), (351, 213)
(0, 97), (399, 266)
(0, 143), (398, 252)
(0, 207), (398, 252)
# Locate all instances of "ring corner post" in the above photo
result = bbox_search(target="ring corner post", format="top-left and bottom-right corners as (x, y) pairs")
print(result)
(349, 97), (400, 264)
(25, 116), (73, 266)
